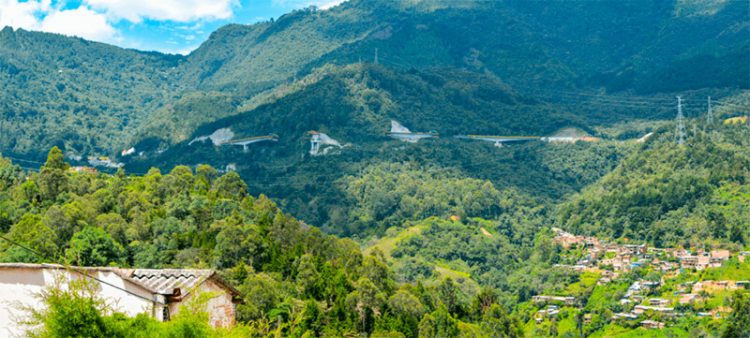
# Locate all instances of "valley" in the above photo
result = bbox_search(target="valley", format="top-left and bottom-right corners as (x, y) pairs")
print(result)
(0, 0), (748, 336)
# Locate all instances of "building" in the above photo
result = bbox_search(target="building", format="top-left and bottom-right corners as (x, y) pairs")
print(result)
(679, 294), (698, 304)
(640, 320), (665, 329)
(693, 280), (740, 293)
(647, 298), (671, 307)
(710, 250), (731, 267)
(633, 305), (674, 315)
(532, 295), (576, 306)
(534, 305), (560, 323)
(613, 312), (639, 320)
(680, 254), (711, 270)
(0, 264), (241, 336)
(739, 251), (750, 263)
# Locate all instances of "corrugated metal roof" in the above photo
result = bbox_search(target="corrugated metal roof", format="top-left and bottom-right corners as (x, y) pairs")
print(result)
(127, 269), (215, 295)
(0, 264), (240, 298)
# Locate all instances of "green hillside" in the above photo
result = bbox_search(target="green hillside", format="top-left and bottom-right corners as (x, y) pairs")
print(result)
(127, 64), (640, 233)
(1, 0), (747, 160)
(557, 113), (750, 248)
(0, 28), (180, 157)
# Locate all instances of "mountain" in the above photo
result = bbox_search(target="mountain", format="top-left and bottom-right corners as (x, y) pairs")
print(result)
(128, 64), (640, 233)
(1, 0), (747, 160)
(0, 27), (180, 157)
(557, 103), (750, 248)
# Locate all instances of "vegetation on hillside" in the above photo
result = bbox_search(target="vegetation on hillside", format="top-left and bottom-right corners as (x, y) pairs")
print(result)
(558, 121), (750, 248)
(0, 149), (523, 337)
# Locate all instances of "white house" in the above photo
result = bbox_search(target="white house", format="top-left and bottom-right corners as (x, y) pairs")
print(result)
(0, 263), (241, 337)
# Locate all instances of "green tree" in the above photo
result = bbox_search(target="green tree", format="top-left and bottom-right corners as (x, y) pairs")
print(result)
(346, 277), (386, 334)
(66, 226), (126, 266)
(38, 147), (69, 201)
(296, 254), (321, 298)
(213, 172), (248, 200)
(0, 214), (58, 263)
(418, 304), (459, 338)
(722, 291), (750, 338)
(438, 278), (462, 316)
(480, 304), (520, 338)
(25, 278), (113, 338)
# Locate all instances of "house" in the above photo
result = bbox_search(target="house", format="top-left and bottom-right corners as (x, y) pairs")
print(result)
(647, 298), (671, 307)
(534, 305), (560, 323)
(640, 320), (665, 329)
(613, 312), (639, 320)
(633, 305), (674, 315)
(0, 264), (241, 337)
(693, 280), (739, 293)
(679, 294), (698, 304)
(710, 250), (731, 267)
(532, 295), (576, 306)
(680, 254), (711, 270)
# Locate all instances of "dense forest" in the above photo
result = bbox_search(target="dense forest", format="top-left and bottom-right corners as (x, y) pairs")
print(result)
(2, 117), (749, 336)
(1, 0), (749, 336)
(1, 0), (747, 159)
(0, 148), (525, 337)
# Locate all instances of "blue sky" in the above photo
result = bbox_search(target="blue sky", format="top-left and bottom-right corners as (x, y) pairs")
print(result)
(0, 0), (346, 54)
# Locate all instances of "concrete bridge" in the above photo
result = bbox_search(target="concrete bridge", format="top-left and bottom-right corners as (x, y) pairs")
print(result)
(227, 135), (278, 152)
(455, 135), (539, 147)
(386, 120), (438, 143)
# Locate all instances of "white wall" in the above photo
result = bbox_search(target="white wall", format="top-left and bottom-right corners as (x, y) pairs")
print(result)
(0, 267), (162, 337)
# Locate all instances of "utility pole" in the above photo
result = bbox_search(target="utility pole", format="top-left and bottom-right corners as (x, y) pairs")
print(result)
(374, 48), (378, 65)
(675, 96), (686, 145)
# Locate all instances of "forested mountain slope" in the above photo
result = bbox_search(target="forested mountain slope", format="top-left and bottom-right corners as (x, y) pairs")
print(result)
(557, 117), (750, 248)
(129, 64), (634, 233)
(0, 0), (747, 159)
(0, 28), (180, 157)
(0, 149), (528, 337)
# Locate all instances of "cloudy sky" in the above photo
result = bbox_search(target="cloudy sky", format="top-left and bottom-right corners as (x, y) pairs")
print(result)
(0, 0), (346, 54)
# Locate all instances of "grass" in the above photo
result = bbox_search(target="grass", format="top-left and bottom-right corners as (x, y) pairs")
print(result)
(364, 222), (430, 258)
(702, 258), (750, 281)
(589, 324), (689, 338)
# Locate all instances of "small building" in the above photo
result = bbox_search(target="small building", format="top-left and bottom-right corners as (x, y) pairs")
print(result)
(679, 294), (698, 304)
(640, 320), (665, 329)
(0, 264), (241, 336)
(633, 305), (674, 315)
(680, 254), (711, 270)
(710, 250), (731, 267)
(647, 298), (671, 307)
(532, 295), (576, 306)
(534, 305), (560, 323)
(613, 312), (639, 320)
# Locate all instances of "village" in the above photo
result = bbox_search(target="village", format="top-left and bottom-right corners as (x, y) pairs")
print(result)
(528, 228), (750, 331)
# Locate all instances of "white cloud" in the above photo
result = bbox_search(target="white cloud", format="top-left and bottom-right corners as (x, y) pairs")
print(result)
(0, 1), (117, 43)
(40, 7), (118, 42)
(84, 0), (237, 23)
(273, 0), (347, 10)
(0, 0), (49, 30)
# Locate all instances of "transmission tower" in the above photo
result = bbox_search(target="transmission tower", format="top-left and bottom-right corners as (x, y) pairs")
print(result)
(675, 96), (687, 145)
(706, 96), (714, 125)
(374, 48), (379, 65)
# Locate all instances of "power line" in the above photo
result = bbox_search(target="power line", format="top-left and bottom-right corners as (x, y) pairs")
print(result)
(675, 96), (686, 145)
